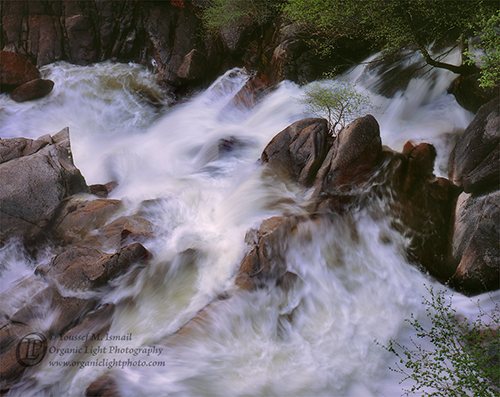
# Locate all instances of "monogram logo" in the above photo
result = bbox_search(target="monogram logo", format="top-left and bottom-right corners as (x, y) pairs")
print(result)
(16, 332), (48, 367)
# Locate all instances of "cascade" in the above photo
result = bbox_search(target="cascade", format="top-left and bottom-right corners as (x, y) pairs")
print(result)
(0, 55), (496, 397)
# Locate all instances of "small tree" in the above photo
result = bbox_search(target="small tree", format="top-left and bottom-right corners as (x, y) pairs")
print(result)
(385, 286), (500, 397)
(299, 81), (371, 134)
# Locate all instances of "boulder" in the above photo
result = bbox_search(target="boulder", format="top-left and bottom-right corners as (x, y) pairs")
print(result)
(449, 97), (500, 195)
(0, 51), (40, 90)
(35, 243), (152, 291)
(450, 191), (500, 295)
(447, 74), (497, 113)
(0, 128), (89, 245)
(11, 78), (55, 102)
(261, 118), (332, 187)
(313, 115), (382, 196)
(236, 216), (299, 291)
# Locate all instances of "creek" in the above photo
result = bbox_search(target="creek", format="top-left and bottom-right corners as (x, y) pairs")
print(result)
(0, 53), (497, 396)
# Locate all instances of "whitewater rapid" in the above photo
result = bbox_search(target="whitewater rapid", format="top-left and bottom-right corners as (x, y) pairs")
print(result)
(1, 58), (497, 396)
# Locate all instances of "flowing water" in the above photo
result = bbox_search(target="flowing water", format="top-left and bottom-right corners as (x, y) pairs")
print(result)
(0, 56), (497, 396)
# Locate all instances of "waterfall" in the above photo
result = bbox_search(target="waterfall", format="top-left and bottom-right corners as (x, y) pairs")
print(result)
(1, 56), (496, 397)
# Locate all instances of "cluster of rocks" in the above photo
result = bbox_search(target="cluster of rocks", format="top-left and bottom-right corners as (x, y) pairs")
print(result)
(0, 129), (154, 393)
(0, 51), (54, 102)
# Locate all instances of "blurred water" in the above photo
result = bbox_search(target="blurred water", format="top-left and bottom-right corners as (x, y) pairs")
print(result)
(1, 56), (493, 397)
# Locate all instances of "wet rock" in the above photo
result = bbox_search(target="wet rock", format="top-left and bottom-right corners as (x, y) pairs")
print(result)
(11, 78), (55, 102)
(450, 191), (500, 295)
(386, 142), (460, 283)
(86, 374), (120, 397)
(0, 128), (89, 245)
(262, 118), (332, 187)
(449, 97), (499, 195)
(313, 115), (382, 196)
(48, 197), (124, 246)
(447, 74), (497, 113)
(10, 286), (98, 334)
(89, 181), (119, 198)
(35, 243), (152, 291)
(78, 215), (154, 251)
(229, 76), (270, 110)
(177, 49), (207, 81)
(0, 322), (37, 390)
(0, 51), (40, 90)
(236, 216), (299, 291)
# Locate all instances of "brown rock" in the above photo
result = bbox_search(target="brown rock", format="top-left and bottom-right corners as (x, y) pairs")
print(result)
(10, 286), (97, 334)
(86, 374), (120, 397)
(48, 197), (124, 246)
(35, 243), (152, 290)
(449, 97), (500, 195)
(78, 215), (154, 252)
(450, 191), (500, 295)
(236, 216), (299, 291)
(229, 76), (270, 110)
(447, 74), (497, 113)
(386, 143), (460, 283)
(11, 78), (54, 102)
(0, 51), (40, 90)
(262, 118), (332, 187)
(313, 115), (382, 196)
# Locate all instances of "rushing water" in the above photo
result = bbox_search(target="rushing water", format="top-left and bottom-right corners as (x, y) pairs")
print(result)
(0, 56), (497, 396)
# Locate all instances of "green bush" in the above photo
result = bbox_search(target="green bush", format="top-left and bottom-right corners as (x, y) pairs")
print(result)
(385, 286), (500, 397)
(298, 80), (371, 134)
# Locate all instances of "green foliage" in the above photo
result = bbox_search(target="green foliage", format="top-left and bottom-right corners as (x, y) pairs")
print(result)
(385, 286), (500, 397)
(200, 0), (283, 37)
(283, 0), (499, 75)
(466, 10), (500, 88)
(299, 80), (371, 134)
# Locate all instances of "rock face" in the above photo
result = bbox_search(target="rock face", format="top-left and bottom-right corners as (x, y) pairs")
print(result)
(10, 78), (55, 102)
(0, 128), (89, 245)
(261, 118), (332, 187)
(447, 97), (500, 295)
(386, 142), (460, 282)
(0, 2), (371, 95)
(449, 97), (500, 194)
(450, 192), (499, 294)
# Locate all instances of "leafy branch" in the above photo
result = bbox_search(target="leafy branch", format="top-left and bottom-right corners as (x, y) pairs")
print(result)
(383, 286), (500, 397)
